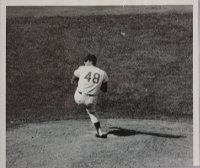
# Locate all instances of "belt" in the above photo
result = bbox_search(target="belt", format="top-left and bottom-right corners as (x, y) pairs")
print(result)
(78, 91), (96, 97)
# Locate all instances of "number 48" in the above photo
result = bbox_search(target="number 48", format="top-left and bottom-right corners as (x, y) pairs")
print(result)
(84, 72), (100, 83)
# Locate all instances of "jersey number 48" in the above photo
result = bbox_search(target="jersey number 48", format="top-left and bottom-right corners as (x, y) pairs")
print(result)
(84, 72), (100, 83)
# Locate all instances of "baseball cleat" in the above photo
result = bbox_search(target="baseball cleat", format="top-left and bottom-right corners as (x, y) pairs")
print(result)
(96, 134), (107, 139)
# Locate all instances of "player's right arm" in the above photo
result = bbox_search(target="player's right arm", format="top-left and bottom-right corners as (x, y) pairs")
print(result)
(71, 75), (79, 84)
(71, 66), (82, 84)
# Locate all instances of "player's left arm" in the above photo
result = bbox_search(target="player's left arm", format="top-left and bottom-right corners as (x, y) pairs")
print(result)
(71, 75), (79, 84)
(100, 82), (107, 93)
(100, 71), (108, 92)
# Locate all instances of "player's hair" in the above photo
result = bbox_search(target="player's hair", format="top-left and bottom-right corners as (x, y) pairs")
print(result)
(84, 53), (97, 66)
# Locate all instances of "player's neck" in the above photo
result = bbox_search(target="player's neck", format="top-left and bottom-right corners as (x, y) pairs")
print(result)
(85, 64), (94, 67)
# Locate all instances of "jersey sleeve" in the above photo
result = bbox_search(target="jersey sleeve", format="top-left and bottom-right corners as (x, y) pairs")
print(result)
(74, 66), (81, 77)
(103, 71), (109, 83)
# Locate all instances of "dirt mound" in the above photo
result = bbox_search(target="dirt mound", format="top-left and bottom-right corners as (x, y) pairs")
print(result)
(6, 119), (192, 168)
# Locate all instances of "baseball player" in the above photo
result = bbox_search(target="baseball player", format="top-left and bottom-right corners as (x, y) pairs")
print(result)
(71, 54), (109, 138)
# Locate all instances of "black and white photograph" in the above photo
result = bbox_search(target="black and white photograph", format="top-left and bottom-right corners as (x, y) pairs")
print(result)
(1, 0), (199, 168)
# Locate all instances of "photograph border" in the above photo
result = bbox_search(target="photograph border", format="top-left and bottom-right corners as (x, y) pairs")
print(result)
(0, 0), (199, 168)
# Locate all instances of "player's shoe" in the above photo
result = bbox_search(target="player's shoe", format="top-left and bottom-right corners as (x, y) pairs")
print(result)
(96, 134), (107, 139)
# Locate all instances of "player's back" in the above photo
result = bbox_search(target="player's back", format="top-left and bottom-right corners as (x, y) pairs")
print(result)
(74, 65), (108, 95)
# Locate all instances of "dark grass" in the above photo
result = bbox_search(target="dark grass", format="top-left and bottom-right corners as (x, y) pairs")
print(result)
(6, 12), (193, 128)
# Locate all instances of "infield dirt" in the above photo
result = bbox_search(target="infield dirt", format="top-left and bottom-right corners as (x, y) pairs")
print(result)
(6, 119), (192, 168)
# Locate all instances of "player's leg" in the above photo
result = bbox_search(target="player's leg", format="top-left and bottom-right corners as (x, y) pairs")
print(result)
(85, 96), (107, 138)
(86, 108), (103, 135)
(74, 90), (85, 105)
(86, 109), (106, 138)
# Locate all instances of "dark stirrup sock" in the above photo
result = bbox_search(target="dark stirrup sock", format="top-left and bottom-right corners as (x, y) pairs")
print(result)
(94, 122), (101, 134)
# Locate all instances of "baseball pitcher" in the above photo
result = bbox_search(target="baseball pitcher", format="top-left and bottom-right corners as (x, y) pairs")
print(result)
(71, 54), (108, 138)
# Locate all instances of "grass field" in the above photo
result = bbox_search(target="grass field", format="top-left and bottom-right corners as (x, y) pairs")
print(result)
(6, 6), (193, 127)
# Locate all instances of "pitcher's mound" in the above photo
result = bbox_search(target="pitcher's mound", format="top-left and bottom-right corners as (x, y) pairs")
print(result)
(7, 119), (192, 168)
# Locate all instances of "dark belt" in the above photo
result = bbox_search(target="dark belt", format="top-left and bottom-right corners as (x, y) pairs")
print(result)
(78, 91), (96, 97)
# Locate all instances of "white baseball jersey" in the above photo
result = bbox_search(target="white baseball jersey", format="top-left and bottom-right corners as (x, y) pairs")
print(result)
(74, 65), (109, 95)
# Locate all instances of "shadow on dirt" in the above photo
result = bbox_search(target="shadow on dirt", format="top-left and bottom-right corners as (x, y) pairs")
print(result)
(107, 127), (186, 139)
